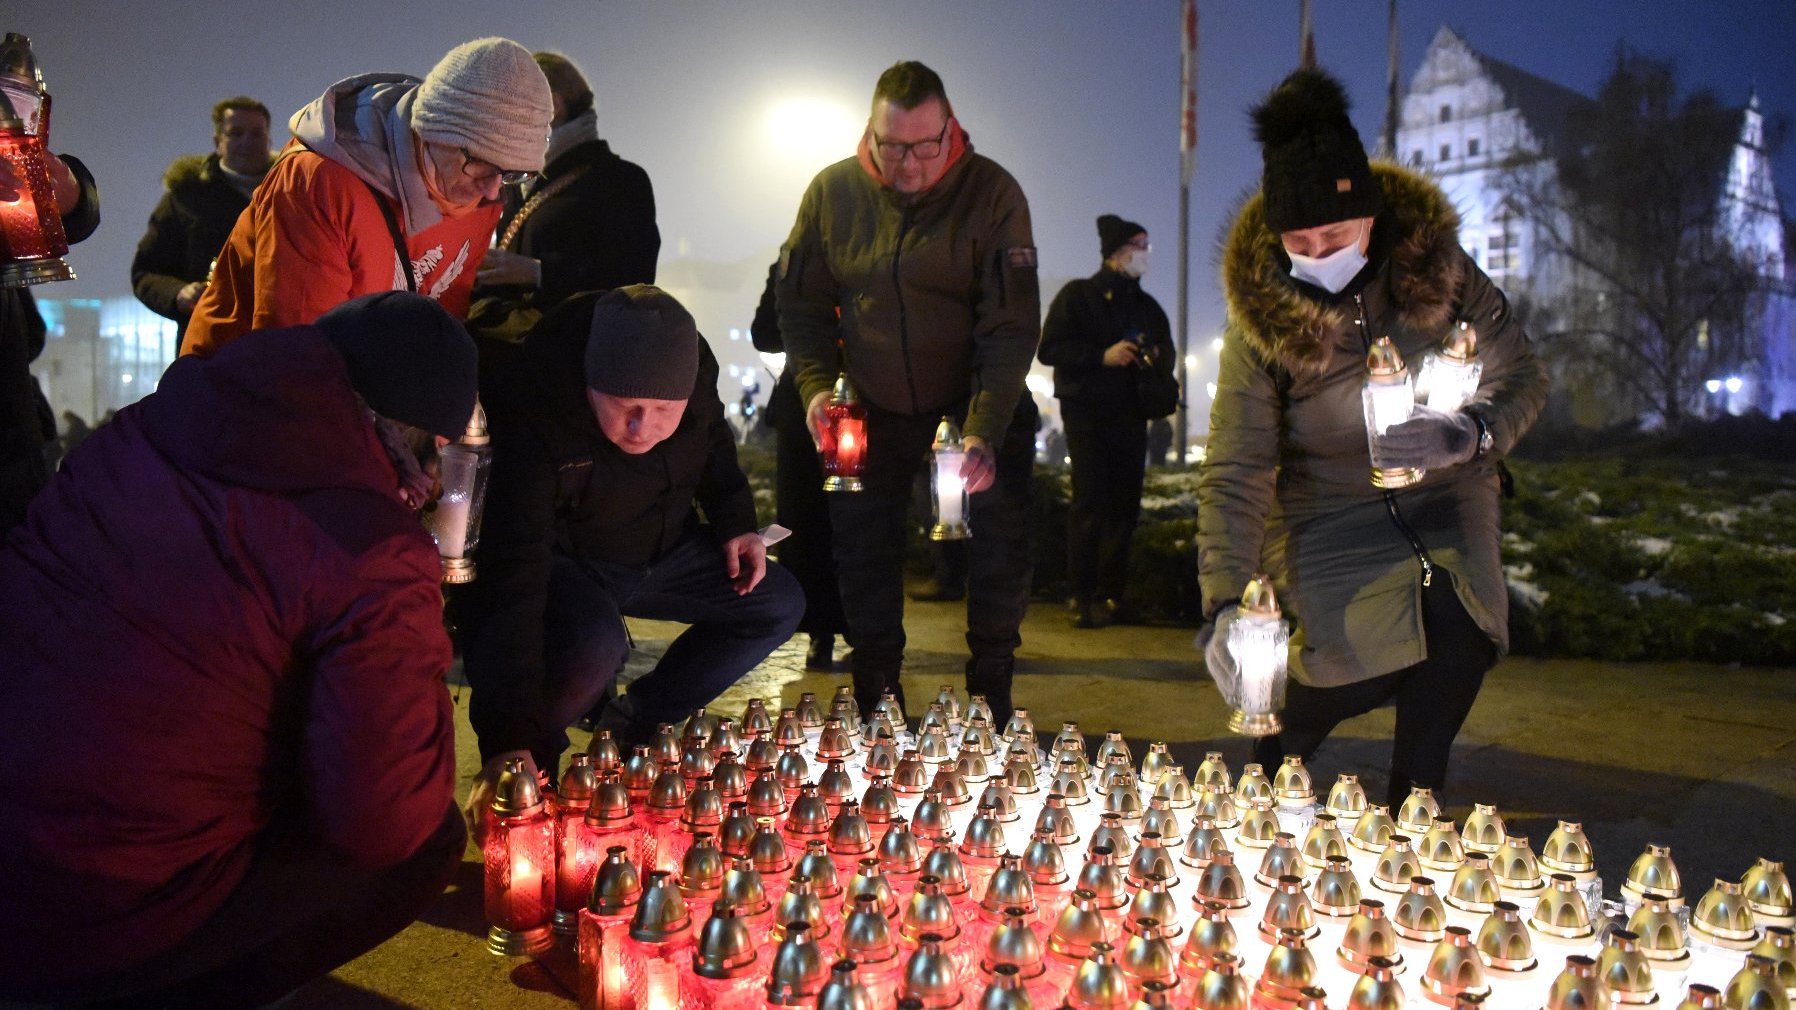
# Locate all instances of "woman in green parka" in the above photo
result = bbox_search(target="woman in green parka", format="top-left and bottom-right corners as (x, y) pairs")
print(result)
(1197, 68), (1549, 809)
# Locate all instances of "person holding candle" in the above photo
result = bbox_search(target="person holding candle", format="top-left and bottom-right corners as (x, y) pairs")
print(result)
(0, 292), (478, 1007)
(0, 147), (97, 536)
(1196, 67), (1548, 808)
(1038, 214), (1177, 630)
(777, 61), (1041, 728)
(458, 284), (803, 826)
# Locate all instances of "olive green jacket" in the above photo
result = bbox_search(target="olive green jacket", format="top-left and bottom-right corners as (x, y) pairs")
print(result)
(776, 149), (1040, 448)
(1198, 163), (1549, 687)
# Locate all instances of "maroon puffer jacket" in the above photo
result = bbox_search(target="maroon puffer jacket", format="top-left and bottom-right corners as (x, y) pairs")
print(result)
(0, 324), (454, 990)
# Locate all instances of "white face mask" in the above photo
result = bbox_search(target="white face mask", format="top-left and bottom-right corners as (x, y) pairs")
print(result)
(1286, 224), (1368, 293)
(1117, 247), (1150, 279)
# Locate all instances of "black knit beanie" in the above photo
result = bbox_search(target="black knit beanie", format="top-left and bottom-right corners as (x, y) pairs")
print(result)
(1097, 214), (1146, 259)
(314, 291), (478, 439)
(584, 285), (701, 400)
(1251, 67), (1383, 233)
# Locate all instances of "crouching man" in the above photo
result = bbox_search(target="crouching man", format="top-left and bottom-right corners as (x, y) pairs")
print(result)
(0, 292), (478, 1007)
(460, 285), (803, 816)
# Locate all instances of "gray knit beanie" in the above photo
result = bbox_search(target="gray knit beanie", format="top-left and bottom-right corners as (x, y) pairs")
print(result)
(584, 285), (702, 401)
(412, 37), (553, 173)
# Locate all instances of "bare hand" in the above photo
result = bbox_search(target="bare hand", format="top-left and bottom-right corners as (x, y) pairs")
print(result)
(464, 749), (541, 845)
(475, 247), (541, 287)
(721, 531), (768, 595)
(1102, 340), (1140, 368)
(804, 391), (831, 450)
(960, 435), (997, 493)
(175, 281), (207, 314)
(0, 155), (78, 211)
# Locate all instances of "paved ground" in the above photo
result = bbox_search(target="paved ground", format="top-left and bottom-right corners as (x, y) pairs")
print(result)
(285, 600), (1796, 1009)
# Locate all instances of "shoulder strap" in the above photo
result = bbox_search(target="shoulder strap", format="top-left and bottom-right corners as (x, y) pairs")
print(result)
(498, 162), (593, 251)
(361, 177), (417, 292)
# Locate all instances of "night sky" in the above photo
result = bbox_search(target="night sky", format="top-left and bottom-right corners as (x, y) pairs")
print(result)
(15, 0), (1796, 421)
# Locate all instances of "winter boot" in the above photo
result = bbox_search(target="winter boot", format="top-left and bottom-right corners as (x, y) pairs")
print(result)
(964, 656), (1016, 737)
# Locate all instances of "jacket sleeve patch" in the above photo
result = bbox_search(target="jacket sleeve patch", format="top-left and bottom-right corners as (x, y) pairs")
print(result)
(1006, 246), (1038, 269)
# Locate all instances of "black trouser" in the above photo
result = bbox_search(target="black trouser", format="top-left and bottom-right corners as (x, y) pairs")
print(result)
(1063, 404), (1148, 605)
(827, 397), (1036, 711)
(1252, 578), (1497, 808)
(47, 805), (466, 1010)
(771, 371), (849, 640)
(540, 529), (805, 755)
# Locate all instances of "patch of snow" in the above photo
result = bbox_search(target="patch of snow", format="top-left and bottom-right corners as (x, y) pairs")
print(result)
(1764, 612), (1787, 627)
(1575, 490), (1601, 510)
(1704, 508), (1741, 532)
(1633, 536), (1675, 557)
(1505, 564), (1548, 608)
(1502, 531), (1534, 554)
(1621, 579), (1687, 601)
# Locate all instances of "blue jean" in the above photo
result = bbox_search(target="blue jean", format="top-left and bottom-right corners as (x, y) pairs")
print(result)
(540, 527), (803, 754)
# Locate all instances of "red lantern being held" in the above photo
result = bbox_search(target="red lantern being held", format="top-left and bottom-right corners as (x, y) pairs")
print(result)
(484, 757), (558, 956)
(0, 34), (72, 288)
(820, 374), (867, 493)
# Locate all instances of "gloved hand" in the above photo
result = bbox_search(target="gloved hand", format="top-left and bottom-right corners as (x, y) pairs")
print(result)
(1197, 604), (1242, 707)
(1377, 404), (1478, 471)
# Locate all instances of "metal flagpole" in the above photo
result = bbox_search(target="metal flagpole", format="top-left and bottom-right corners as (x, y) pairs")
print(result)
(1176, 0), (1198, 466)
(1299, 0), (1314, 66)
(1383, 0), (1400, 158)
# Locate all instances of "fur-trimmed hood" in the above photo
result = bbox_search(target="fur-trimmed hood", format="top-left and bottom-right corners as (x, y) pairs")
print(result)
(161, 151), (278, 193)
(161, 153), (215, 190)
(1221, 161), (1464, 378)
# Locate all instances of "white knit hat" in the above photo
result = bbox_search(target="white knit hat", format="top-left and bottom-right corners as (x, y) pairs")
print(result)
(412, 37), (552, 173)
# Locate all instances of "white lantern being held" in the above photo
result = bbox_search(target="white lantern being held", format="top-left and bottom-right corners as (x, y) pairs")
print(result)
(930, 417), (970, 541)
(430, 402), (493, 584)
(1414, 321), (1483, 412)
(1225, 575), (1290, 738)
(1361, 337), (1422, 489)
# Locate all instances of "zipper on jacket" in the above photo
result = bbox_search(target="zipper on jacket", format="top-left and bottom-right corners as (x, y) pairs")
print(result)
(1355, 292), (1435, 587)
(892, 208), (922, 413)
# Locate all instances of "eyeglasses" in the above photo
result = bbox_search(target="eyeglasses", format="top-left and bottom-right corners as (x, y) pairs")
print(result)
(459, 147), (536, 187)
(872, 121), (949, 163)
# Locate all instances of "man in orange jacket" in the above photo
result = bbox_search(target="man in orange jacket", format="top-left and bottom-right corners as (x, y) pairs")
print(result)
(183, 37), (553, 355)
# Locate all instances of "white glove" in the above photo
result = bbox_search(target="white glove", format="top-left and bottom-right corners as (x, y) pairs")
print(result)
(1198, 604), (1243, 708)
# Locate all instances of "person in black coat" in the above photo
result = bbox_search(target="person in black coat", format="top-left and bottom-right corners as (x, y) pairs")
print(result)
(132, 97), (273, 353)
(459, 286), (802, 817)
(2, 151), (99, 535)
(1038, 214), (1176, 628)
(474, 52), (658, 303)
(751, 260), (850, 671)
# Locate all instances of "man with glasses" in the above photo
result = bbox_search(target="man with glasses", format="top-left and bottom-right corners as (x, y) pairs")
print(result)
(777, 61), (1041, 729)
(184, 38), (552, 356)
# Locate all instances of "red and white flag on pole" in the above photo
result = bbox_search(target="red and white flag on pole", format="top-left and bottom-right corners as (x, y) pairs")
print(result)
(1180, 0), (1199, 187)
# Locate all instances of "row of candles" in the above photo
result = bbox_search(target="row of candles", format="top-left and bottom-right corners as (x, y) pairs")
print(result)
(479, 691), (1794, 1009)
